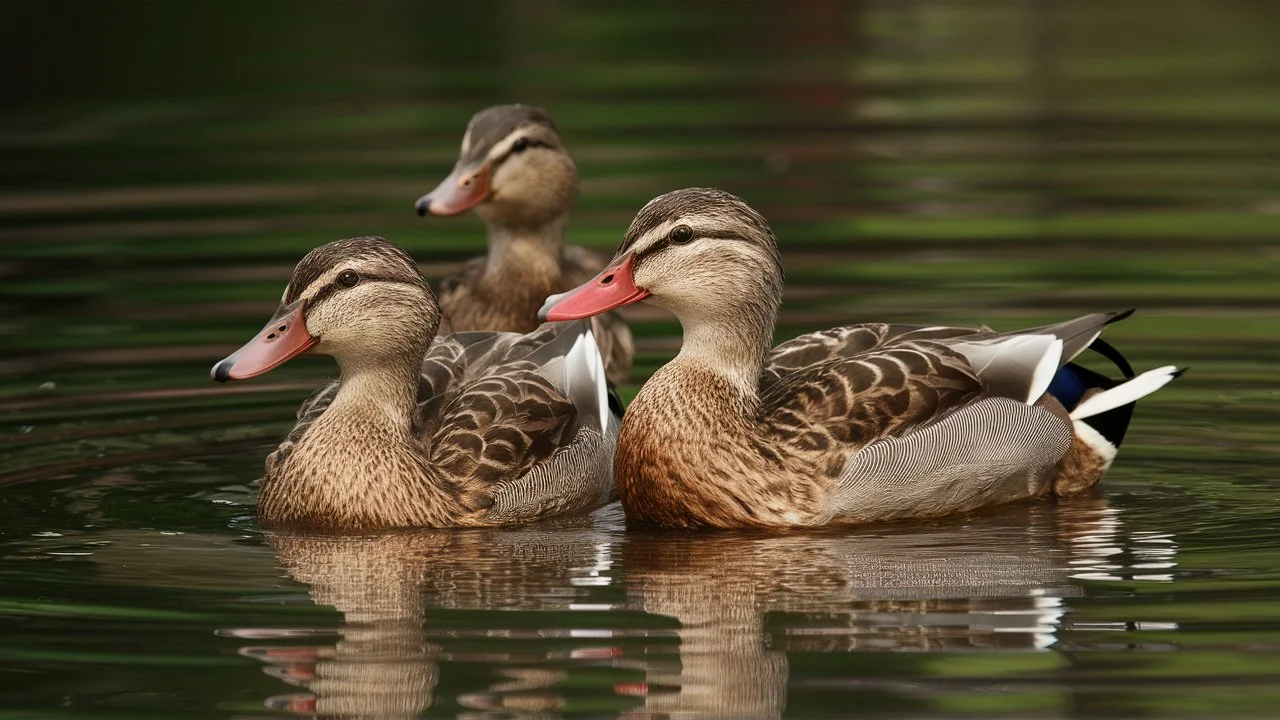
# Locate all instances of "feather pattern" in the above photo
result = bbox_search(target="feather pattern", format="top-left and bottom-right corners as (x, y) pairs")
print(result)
(558, 188), (1180, 529)
(221, 236), (619, 530)
(436, 245), (633, 384)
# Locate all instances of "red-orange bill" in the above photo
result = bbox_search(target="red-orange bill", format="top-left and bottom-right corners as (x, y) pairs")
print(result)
(540, 254), (650, 321)
(413, 161), (491, 217)
(212, 302), (316, 382)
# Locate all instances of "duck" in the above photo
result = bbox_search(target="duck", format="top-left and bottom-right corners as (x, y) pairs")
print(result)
(540, 187), (1181, 530)
(211, 236), (619, 530)
(413, 103), (634, 385)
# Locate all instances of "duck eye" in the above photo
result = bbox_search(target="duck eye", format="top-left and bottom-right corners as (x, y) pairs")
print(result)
(669, 225), (694, 244)
(511, 137), (529, 153)
(336, 270), (360, 288)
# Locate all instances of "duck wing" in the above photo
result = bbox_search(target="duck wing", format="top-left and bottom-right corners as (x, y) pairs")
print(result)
(762, 323), (986, 391)
(763, 311), (1134, 421)
(760, 337), (986, 448)
(423, 320), (618, 524)
(761, 322), (1105, 524)
(428, 361), (577, 501)
(414, 323), (578, 433)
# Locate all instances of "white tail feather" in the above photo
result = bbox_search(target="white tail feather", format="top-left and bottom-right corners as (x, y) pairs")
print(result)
(1070, 365), (1180, 420)
(1029, 338), (1065, 404)
(1073, 419), (1119, 464)
(563, 327), (609, 435)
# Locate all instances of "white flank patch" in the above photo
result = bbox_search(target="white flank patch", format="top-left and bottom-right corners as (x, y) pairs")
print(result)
(563, 326), (609, 434)
(1073, 419), (1118, 468)
(585, 328), (608, 434)
(1028, 338), (1065, 404)
(564, 334), (591, 419)
(1070, 365), (1180, 420)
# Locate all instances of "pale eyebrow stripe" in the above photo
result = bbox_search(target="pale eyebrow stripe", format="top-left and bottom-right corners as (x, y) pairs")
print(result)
(487, 129), (554, 164)
(295, 268), (342, 301)
(631, 225), (745, 262)
(302, 272), (404, 308)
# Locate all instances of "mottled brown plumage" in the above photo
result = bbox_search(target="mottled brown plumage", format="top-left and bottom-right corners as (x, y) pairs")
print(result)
(547, 188), (1180, 529)
(415, 104), (633, 384)
(213, 236), (619, 531)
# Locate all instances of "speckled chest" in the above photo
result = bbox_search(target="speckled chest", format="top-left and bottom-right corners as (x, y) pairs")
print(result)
(613, 387), (827, 529)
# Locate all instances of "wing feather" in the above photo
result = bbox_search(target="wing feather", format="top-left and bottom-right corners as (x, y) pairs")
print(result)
(761, 339), (983, 450)
(418, 320), (620, 518)
(427, 366), (576, 503)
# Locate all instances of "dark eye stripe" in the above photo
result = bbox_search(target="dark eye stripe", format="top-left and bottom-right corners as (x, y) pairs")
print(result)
(630, 228), (745, 266)
(495, 138), (554, 166)
(303, 272), (399, 309)
(633, 240), (669, 264)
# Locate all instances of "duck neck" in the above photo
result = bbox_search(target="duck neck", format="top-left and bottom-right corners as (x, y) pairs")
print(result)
(481, 217), (567, 288)
(665, 299), (778, 407)
(325, 356), (422, 438)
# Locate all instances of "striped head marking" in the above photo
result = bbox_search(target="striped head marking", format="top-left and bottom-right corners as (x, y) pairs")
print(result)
(417, 104), (578, 226)
(542, 187), (784, 331)
(616, 188), (784, 317)
(286, 237), (438, 359)
(213, 237), (439, 382)
(284, 236), (427, 306)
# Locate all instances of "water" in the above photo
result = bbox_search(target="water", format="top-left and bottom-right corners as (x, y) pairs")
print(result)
(3, 1), (1280, 717)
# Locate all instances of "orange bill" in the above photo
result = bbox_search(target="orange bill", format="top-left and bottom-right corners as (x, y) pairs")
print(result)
(414, 161), (491, 216)
(211, 301), (315, 382)
(540, 254), (650, 321)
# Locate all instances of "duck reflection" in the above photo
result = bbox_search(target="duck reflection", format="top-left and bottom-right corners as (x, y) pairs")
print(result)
(246, 533), (443, 718)
(615, 496), (1129, 719)
(234, 508), (624, 719)
(231, 496), (1160, 719)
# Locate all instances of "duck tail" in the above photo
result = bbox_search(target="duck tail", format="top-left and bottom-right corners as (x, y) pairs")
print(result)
(1048, 337), (1183, 447)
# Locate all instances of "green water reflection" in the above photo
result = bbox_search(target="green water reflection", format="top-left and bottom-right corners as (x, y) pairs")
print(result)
(2, 0), (1280, 717)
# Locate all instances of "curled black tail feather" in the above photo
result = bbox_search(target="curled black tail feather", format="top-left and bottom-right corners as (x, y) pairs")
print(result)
(1067, 335), (1144, 447)
(1088, 337), (1135, 379)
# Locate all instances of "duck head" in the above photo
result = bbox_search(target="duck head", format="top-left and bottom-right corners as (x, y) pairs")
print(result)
(540, 188), (784, 326)
(414, 104), (579, 230)
(212, 237), (439, 382)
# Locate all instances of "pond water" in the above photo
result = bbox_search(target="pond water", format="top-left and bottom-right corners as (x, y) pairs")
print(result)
(3, 1), (1280, 717)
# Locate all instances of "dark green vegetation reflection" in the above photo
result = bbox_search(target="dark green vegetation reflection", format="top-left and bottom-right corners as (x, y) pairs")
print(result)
(3, 1), (1280, 717)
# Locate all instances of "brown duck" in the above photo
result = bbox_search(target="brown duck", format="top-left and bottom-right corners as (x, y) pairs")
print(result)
(211, 236), (619, 530)
(414, 104), (633, 384)
(542, 188), (1181, 530)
